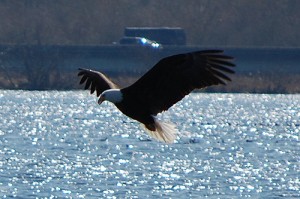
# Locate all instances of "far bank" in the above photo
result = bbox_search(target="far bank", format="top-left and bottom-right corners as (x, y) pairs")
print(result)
(0, 45), (299, 93)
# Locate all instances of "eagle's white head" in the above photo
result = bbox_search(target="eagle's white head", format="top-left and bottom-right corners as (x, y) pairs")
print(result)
(98, 89), (123, 105)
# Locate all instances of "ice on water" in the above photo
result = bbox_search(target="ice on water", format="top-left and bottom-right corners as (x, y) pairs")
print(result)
(0, 90), (299, 198)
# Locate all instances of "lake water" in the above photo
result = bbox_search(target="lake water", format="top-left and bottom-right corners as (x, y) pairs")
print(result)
(0, 90), (299, 198)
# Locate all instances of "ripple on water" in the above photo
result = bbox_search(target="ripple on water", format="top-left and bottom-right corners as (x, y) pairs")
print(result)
(0, 91), (299, 198)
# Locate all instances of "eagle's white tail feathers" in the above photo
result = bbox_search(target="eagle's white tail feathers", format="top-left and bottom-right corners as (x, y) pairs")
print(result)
(143, 120), (177, 143)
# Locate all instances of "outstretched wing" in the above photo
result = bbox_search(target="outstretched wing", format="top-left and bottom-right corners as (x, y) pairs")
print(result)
(122, 50), (235, 115)
(78, 68), (119, 96)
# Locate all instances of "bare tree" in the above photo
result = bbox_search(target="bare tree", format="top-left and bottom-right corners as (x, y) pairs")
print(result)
(0, 46), (18, 88)
(20, 45), (61, 90)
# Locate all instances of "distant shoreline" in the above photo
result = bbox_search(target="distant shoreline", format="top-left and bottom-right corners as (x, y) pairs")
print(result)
(0, 45), (299, 93)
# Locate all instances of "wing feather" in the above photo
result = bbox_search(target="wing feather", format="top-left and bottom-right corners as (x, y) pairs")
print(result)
(122, 50), (235, 115)
(209, 68), (232, 82)
(78, 68), (119, 96)
(208, 63), (235, 74)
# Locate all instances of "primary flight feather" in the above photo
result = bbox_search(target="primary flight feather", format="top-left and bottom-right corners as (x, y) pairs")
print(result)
(78, 50), (235, 143)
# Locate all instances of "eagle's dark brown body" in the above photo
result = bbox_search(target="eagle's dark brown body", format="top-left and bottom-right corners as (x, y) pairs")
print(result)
(78, 50), (235, 143)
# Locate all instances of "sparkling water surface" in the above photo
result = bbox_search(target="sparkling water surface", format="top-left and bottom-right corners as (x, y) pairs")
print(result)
(0, 90), (299, 198)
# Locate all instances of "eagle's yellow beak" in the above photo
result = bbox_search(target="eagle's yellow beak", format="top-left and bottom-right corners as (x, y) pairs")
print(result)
(98, 95), (105, 105)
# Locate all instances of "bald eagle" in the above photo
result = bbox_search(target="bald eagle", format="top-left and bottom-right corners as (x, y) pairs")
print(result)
(78, 50), (235, 143)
